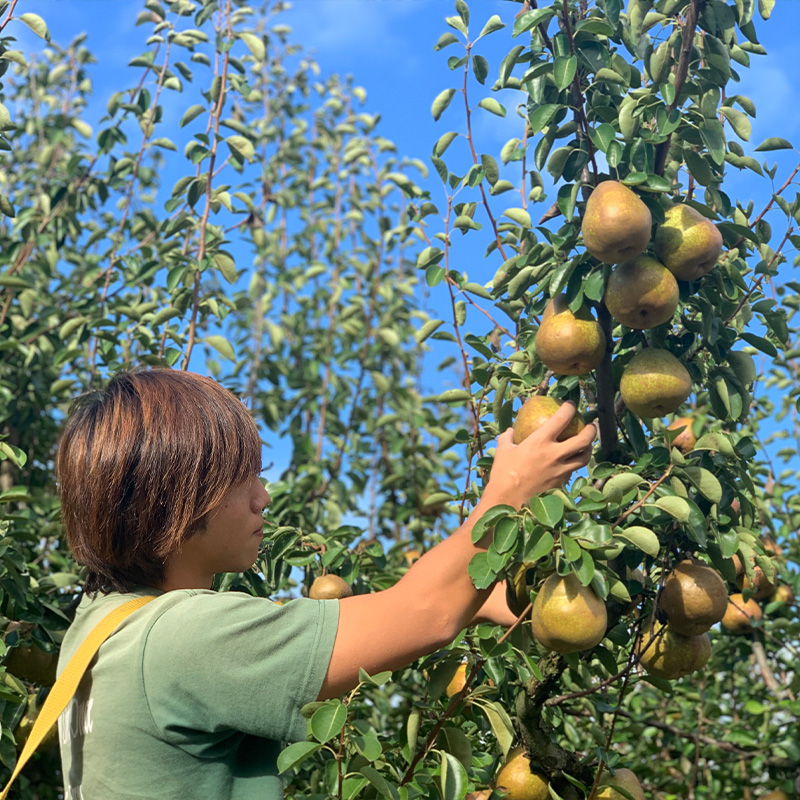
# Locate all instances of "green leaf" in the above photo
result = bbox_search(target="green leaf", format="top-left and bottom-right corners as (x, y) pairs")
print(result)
(502, 208), (531, 228)
(478, 97), (506, 117)
(276, 741), (321, 773)
(0, 102), (10, 130)
(434, 131), (459, 156)
(653, 495), (691, 523)
(693, 433), (735, 457)
(238, 31), (265, 60)
(468, 552), (496, 589)
(494, 517), (519, 553)
(478, 15), (505, 38)
(512, 7), (555, 38)
(525, 529), (555, 562)
(437, 727), (472, 772)
(473, 700), (514, 757)
(227, 134), (255, 161)
(0, 195), (15, 218)
(554, 55), (577, 90)
(213, 251), (237, 283)
(472, 55), (489, 84)
(613, 526), (660, 557)
(602, 473), (646, 504)
(438, 750), (468, 800)
(310, 700), (347, 743)
(432, 89), (457, 121)
(471, 504), (516, 544)
(360, 766), (398, 800)
(530, 494), (563, 528)
(680, 467), (723, 504)
(19, 12), (50, 41)
(561, 534), (582, 563)
(759, 0), (775, 19)
(406, 707), (421, 762)
(204, 335), (236, 362)
(720, 107), (751, 141)
(180, 104), (206, 127)
(754, 137), (793, 152)
(528, 103), (560, 134)
(416, 319), (444, 343)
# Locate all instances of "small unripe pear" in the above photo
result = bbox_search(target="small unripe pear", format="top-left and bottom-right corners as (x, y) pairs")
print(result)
(596, 768), (645, 800)
(582, 181), (652, 264)
(667, 416), (697, 453)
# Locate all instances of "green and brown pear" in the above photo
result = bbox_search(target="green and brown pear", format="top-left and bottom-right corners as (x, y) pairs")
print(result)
(604, 255), (679, 330)
(596, 768), (646, 800)
(654, 203), (723, 282)
(581, 181), (652, 264)
(659, 560), (728, 636)
(513, 396), (585, 444)
(531, 572), (607, 653)
(535, 295), (606, 375)
(619, 349), (692, 418)
(637, 620), (711, 680)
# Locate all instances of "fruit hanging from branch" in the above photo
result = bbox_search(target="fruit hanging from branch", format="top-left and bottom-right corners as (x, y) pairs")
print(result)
(654, 203), (723, 282)
(513, 396), (586, 444)
(619, 349), (692, 419)
(534, 295), (606, 376)
(604, 255), (679, 330)
(659, 560), (728, 636)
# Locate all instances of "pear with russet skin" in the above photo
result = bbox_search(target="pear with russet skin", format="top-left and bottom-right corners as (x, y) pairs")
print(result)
(604, 255), (679, 330)
(667, 416), (697, 454)
(535, 295), (606, 375)
(596, 768), (646, 800)
(654, 203), (723, 282)
(659, 560), (728, 636)
(619, 349), (692, 419)
(581, 180), (652, 264)
(309, 574), (353, 600)
(637, 620), (711, 680)
(513, 396), (585, 444)
(721, 593), (763, 634)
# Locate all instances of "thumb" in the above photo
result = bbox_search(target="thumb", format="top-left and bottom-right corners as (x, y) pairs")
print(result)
(539, 401), (578, 439)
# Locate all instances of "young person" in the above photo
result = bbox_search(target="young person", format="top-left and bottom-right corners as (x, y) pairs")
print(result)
(56, 368), (595, 799)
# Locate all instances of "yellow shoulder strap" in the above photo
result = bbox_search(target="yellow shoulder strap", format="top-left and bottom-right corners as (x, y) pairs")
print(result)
(0, 594), (158, 800)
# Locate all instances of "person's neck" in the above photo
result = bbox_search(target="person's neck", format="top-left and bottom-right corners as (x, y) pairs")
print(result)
(158, 563), (215, 592)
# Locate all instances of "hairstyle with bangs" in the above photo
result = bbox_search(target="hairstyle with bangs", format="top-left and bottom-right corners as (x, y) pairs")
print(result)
(57, 369), (262, 594)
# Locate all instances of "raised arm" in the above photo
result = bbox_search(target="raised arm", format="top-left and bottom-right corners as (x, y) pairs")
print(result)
(317, 404), (595, 700)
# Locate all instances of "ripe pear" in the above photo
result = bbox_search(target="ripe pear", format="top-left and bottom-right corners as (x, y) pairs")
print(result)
(531, 572), (607, 653)
(535, 295), (606, 375)
(732, 554), (776, 600)
(596, 768), (645, 800)
(494, 747), (550, 800)
(506, 562), (537, 617)
(582, 181), (652, 264)
(638, 621), (710, 680)
(760, 791), (791, 800)
(14, 693), (59, 752)
(309, 574), (353, 600)
(654, 203), (723, 282)
(619, 349), (692, 419)
(721, 593), (762, 633)
(667, 416), (697, 454)
(659, 560), (728, 636)
(604, 255), (679, 330)
(772, 584), (794, 605)
(513, 396), (585, 445)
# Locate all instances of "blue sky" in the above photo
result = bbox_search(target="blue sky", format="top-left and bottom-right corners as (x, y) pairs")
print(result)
(8, 0), (800, 489)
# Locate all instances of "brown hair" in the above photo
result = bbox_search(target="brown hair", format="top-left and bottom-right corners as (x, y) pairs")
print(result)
(57, 369), (262, 594)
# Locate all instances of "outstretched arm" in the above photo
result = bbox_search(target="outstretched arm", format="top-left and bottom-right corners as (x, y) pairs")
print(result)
(318, 404), (595, 700)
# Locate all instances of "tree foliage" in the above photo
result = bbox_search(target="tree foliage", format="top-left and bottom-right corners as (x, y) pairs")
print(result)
(0, 0), (798, 799)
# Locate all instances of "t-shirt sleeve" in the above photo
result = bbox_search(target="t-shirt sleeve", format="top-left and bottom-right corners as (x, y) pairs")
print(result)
(141, 592), (339, 744)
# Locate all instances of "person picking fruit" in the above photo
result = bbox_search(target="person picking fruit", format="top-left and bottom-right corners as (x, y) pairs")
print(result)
(55, 368), (595, 799)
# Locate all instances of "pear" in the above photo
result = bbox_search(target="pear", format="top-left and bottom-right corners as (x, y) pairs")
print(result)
(494, 747), (550, 800)
(506, 562), (537, 617)
(772, 584), (794, 604)
(531, 572), (607, 653)
(637, 621), (711, 680)
(596, 768), (645, 800)
(659, 560), (728, 636)
(604, 255), (679, 329)
(581, 181), (652, 264)
(732, 554), (776, 600)
(535, 295), (606, 375)
(445, 662), (468, 698)
(513, 396), (585, 444)
(309, 574), (353, 600)
(619, 349), (692, 419)
(667, 416), (697, 454)
(721, 592), (762, 634)
(654, 203), (723, 282)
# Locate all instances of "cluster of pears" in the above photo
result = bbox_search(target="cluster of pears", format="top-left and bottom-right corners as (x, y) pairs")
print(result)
(639, 560), (728, 680)
(534, 180), (723, 420)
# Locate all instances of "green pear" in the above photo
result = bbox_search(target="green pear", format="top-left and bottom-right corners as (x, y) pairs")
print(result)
(581, 181), (652, 264)
(604, 255), (679, 329)
(513, 396), (585, 444)
(535, 295), (606, 375)
(596, 768), (645, 800)
(654, 203), (723, 281)
(619, 349), (692, 418)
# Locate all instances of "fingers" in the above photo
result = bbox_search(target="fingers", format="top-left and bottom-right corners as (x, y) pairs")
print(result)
(495, 428), (515, 450)
(538, 401), (578, 438)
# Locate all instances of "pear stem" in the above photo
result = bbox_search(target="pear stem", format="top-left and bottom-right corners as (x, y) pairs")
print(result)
(594, 302), (620, 459)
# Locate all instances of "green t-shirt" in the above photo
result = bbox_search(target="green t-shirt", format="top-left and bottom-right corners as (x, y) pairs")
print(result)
(57, 587), (339, 800)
